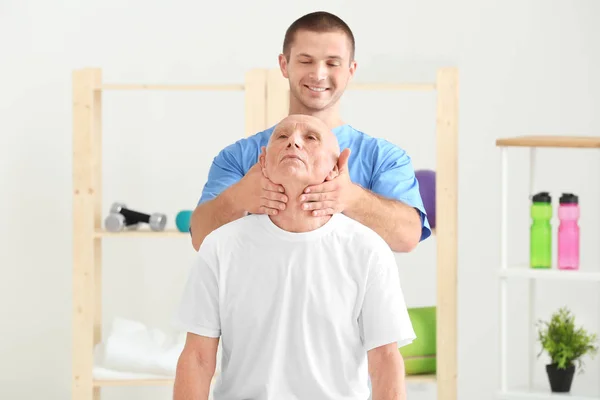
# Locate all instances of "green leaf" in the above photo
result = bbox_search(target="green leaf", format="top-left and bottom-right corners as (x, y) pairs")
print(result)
(536, 307), (598, 373)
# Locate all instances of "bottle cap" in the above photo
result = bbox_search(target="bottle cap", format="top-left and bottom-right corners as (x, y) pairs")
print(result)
(560, 193), (578, 204)
(532, 192), (551, 203)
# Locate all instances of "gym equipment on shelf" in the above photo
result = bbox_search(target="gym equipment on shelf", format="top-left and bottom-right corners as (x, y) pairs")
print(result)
(104, 213), (140, 232)
(400, 306), (437, 375)
(415, 169), (436, 229)
(109, 202), (167, 231)
(175, 210), (193, 233)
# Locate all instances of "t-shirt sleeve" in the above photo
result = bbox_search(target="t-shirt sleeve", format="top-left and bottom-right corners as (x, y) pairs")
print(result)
(174, 251), (221, 338)
(370, 142), (431, 241)
(198, 143), (246, 205)
(359, 247), (416, 351)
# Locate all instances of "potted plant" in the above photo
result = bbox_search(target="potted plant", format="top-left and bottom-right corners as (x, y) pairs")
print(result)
(536, 307), (598, 393)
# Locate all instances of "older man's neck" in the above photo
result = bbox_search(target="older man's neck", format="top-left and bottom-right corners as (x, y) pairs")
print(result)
(269, 184), (331, 233)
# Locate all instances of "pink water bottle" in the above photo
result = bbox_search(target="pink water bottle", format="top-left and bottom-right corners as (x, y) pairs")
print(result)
(557, 193), (579, 270)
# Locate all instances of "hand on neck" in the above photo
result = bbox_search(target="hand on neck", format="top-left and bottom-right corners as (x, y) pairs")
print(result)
(269, 180), (331, 233)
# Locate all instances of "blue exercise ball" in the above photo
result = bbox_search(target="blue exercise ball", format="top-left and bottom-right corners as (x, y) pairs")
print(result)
(415, 169), (436, 229)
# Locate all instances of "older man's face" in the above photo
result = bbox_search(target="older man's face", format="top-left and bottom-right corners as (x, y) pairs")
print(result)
(262, 115), (340, 186)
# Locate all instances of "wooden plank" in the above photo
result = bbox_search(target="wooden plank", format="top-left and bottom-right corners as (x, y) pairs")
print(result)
(348, 82), (435, 91)
(406, 374), (437, 383)
(495, 135), (600, 148)
(94, 379), (174, 387)
(93, 373), (220, 387)
(244, 69), (267, 137)
(266, 69), (289, 127)
(99, 84), (244, 91)
(72, 68), (101, 400)
(92, 69), (103, 400)
(92, 374), (435, 387)
(94, 229), (188, 238)
(435, 67), (458, 400)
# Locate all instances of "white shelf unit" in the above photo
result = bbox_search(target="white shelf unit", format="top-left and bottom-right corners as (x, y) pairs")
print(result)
(72, 67), (458, 399)
(496, 135), (600, 400)
(497, 390), (599, 400)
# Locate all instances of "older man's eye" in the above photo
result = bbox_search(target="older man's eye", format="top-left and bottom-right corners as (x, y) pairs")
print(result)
(308, 136), (317, 140)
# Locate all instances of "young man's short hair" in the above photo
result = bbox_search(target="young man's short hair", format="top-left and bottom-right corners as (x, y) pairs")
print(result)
(282, 11), (356, 61)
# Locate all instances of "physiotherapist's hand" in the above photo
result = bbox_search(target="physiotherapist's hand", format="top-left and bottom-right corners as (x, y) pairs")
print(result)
(299, 148), (360, 216)
(239, 147), (287, 215)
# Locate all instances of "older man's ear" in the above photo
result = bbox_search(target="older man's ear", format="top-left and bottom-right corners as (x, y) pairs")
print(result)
(259, 146), (268, 177)
(325, 148), (349, 181)
(325, 164), (340, 181)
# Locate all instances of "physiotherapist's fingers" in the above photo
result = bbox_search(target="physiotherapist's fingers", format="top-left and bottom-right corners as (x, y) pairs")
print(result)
(263, 190), (288, 203)
(303, 180), (336, 194)
(258, 206), (279, 215)
(300, 191), (333, 203)
(262, 177), (285, 193)
(337, 148), (351, 172)
(310, 208), (336, 217)
(261, 198), (286, 211)
(301, 200), (335, 211)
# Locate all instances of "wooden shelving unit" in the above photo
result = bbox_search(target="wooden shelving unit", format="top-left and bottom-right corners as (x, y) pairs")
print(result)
(93, 379), (175, 388)
(92, 374), (437, 389)
(72, 67), (458, 399)
(93, 229), (188, 238)
(496, 135), (600, 399)
(496, 135), (600, 149)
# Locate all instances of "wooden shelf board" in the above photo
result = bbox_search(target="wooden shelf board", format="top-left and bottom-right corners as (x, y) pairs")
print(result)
(496, 135), (600, 148)
(98, 83), (436, 92)
(93, 378), (174, 387)
(98, 83), (244, 91)
(95, 227), (435, 238)
(348, 82), (436, 91)
(94, 229), (188, 238)
(92, 375), (435, 387)
(406, 373), (437, 383)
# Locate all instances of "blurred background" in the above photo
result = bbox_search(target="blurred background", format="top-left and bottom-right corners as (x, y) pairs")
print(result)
(1, 0), (599, 399)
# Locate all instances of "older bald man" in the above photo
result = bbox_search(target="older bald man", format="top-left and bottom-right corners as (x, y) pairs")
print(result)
(174, 115), (415, 400)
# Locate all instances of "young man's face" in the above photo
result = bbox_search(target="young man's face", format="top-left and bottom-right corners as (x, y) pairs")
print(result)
(279, 29), (357, 113)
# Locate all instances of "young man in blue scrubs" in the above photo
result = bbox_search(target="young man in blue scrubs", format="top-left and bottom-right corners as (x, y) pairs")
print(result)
(190, 11), (431, 253)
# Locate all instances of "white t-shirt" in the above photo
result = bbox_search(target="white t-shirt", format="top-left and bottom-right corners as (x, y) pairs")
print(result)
(176, 213), (415, 400)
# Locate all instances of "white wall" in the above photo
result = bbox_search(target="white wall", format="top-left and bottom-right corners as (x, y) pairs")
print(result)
(1, 0), (599, 399)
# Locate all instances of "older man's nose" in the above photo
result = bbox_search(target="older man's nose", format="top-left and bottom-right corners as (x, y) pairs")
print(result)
(287, 135), (302, 148)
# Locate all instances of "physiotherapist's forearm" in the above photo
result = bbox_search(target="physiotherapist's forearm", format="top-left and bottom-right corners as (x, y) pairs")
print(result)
(190, 185), (246, 251)
(344, 185), (421, 253)
(173, 352), (214, 400)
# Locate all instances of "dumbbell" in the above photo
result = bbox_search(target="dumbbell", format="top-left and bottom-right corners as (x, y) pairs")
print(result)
(109, 202), (167, 231)
(104, 212), (140, 232)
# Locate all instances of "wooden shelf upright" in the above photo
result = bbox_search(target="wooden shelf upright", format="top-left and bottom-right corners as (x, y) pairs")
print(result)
(71, 68), (269, 399)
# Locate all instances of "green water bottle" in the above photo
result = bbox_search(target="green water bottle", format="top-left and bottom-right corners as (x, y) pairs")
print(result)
(530, 192), (552, 269)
